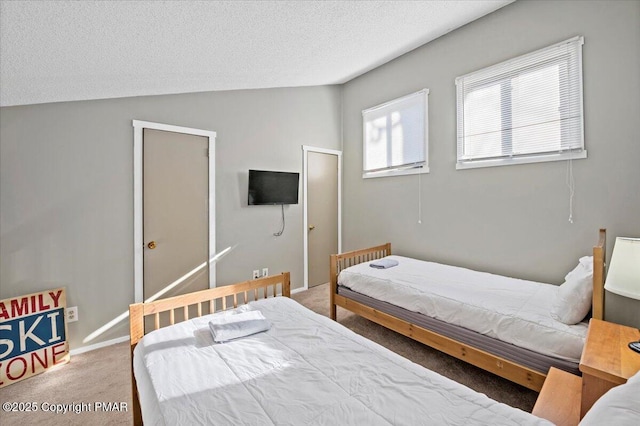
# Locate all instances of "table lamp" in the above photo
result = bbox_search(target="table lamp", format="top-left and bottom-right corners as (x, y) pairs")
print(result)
(604, 237), (640, 353)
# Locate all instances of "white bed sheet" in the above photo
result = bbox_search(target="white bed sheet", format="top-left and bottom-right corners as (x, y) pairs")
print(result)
(338, 255), (588, 362)
(134, 297), (551, 425)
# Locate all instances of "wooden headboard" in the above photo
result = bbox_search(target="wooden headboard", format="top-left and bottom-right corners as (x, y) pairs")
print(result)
(129, 272), (290, 426)
(329, 243), (391, 320)
(592, 228), (606, 320)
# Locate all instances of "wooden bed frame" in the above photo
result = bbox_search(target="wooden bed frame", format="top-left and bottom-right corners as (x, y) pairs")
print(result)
(129, 272), (290, 426)
(330, 229), (607, 392)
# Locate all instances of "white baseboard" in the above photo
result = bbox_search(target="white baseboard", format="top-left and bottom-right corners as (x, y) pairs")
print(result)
(291, 287), (306, 295)
(70, 335), (129, 356)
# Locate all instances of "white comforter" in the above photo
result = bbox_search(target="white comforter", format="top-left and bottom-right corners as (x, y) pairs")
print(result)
(338, 255), (588, 362)
(134, 297), (550, 425)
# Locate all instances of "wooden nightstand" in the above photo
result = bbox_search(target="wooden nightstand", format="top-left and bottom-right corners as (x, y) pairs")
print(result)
(532, 367), (581, 426)
(579, 318), (640, 418)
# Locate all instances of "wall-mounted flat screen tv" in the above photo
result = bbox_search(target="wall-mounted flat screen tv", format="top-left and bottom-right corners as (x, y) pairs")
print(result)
(248, 170), (299, 205)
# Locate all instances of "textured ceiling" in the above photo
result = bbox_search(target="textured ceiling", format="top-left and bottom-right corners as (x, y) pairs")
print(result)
(0, 0), (512, 107)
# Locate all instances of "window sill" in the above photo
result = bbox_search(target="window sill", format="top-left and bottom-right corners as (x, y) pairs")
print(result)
(363, 166), (430, 179)
(456, 150), (587, 170)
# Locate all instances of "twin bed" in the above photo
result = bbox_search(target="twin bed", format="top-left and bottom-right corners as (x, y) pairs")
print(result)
(130, 273), (553, 425)
(331, 229), (606, 391)
(129, 229), (626, 425)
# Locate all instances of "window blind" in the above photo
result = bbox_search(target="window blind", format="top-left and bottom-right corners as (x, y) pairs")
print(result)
(363, 89), (428, 175)
(456, 36), (584, 168)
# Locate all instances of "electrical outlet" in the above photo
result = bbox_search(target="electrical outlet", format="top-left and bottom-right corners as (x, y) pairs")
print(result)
(262, 268), (269, 277)
(66, 306), (78, 323)
(252, 270), (260, 279)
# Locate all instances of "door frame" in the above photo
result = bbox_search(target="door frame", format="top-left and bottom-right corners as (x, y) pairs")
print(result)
(133, 120), (216, 304)
(302, 145), (342, 291)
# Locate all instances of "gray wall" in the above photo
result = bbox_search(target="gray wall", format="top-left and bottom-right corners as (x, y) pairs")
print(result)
(0, 86), (342, 349)
(1, 0), (639, 354)
(341, 0), (640, 326)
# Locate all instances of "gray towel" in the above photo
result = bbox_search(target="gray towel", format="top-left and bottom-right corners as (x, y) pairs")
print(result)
(370, 258), (399, 269)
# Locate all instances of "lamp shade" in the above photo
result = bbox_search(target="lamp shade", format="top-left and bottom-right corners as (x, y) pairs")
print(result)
(604, 237), (640, 300)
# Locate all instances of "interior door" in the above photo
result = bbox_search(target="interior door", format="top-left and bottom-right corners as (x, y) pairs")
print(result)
(143, 128), (209, 313)
(307, 151), (338, 288)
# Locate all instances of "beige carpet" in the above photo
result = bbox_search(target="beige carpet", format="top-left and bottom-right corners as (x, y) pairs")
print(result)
(0, 283), (536, 425)
(0, 339), (131, 425)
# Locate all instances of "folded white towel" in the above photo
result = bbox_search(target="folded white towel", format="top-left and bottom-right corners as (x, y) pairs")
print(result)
(208, 310), (271, 343)
(370, 258), (399, 269)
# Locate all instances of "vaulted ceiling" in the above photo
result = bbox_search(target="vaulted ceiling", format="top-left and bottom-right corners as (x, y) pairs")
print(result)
(0, 0), (512, 106)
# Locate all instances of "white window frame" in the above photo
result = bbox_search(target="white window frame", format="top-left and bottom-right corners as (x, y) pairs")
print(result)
(362, 89), (429, 179)
(455, 36), (586, 170)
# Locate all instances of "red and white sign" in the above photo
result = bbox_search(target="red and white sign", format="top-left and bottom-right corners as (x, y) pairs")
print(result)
(0, 288), (69, 387)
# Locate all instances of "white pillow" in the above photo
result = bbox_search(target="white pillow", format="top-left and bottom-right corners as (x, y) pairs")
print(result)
(550, 256), (594, 325)
(579, 370), (640, 425)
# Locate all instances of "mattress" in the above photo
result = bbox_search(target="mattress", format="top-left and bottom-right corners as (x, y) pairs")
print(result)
(133, 297), (551, 425)
(338, 286), (580, 374)
(338, 255), (588, 362)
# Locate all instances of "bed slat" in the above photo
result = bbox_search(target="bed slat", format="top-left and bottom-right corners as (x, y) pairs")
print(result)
(132, 273), (291, 318)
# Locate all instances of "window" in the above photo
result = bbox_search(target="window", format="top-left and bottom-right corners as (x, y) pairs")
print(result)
(456, 37), (585, 170)
(362, 89), (429, 178)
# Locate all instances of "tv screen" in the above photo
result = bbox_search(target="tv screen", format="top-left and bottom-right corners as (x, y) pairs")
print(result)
(248, 170), (299, 205)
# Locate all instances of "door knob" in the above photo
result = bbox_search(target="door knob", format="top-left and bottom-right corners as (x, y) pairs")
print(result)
(147, 241), (157, 250)
(308, 225), (316, 231)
